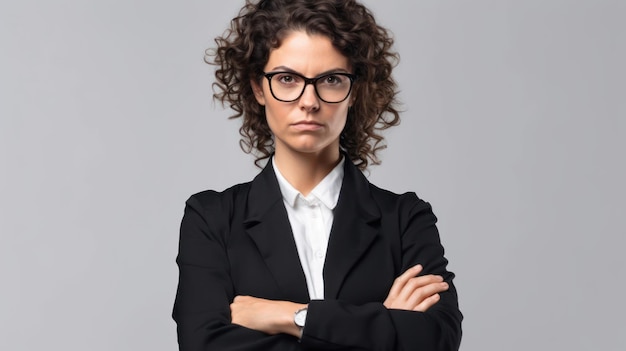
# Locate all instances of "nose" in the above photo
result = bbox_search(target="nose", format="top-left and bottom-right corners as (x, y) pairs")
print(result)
(298, 83), (320, 112)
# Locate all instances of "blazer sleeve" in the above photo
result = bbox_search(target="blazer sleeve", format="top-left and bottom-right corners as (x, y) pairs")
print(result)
(299, 193), (463, 351)
(172, 192), (303, 351)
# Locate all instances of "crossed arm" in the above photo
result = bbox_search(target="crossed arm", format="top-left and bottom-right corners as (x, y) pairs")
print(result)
(230, 264), (449, 337)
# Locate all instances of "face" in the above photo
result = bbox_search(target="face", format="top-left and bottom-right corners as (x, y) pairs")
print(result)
(252, 30), (352, 158)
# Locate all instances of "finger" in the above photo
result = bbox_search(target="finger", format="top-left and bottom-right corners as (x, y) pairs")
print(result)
(233, 295), (247, 303)
(405, 281), (449, 308)
(396, 275), (444, 301)
(387, 264), (423, 299)
(414, 293), (441, 312)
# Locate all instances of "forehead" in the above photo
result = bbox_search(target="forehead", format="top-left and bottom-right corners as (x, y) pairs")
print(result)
(265, 30), (350, 74)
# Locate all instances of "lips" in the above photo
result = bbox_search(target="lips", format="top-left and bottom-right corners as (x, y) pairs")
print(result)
(291, 120), (323, 131)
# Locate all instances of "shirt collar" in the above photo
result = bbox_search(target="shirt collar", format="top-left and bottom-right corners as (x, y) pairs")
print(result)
(272, 155), (345, 209)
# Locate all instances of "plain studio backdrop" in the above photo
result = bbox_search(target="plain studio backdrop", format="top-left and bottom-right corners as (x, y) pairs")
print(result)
(1, 0), (624, 350)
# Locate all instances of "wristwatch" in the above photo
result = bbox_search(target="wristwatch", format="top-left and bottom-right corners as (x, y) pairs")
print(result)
(294, 307), (308, 333)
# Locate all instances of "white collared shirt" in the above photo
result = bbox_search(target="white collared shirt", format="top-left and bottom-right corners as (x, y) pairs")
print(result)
(272, 156), (345, 300)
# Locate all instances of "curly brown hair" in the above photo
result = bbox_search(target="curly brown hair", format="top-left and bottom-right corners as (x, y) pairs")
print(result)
(209, 0), (401, 169)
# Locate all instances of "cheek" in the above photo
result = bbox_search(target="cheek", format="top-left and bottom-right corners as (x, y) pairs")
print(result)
(263, 103), (289, 133)
(332, 107), (349, 130)
(264, 112), (278, 135)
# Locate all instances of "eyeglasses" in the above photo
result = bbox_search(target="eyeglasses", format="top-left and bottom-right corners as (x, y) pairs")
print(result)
(263, 71), (356, 103)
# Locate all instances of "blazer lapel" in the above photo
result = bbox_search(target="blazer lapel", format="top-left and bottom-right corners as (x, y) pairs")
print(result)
(324, 160), (381, 299)
(243, 160), (310, 303)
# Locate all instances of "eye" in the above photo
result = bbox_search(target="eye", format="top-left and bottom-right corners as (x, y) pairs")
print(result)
(321, 74), (346, 86)
(274, 73), (301, 85)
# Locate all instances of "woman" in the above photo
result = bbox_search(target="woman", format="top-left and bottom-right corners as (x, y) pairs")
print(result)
(173, 0), (463, 350)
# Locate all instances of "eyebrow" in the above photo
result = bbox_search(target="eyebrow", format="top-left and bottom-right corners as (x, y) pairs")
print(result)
(268, 66), (352, 76)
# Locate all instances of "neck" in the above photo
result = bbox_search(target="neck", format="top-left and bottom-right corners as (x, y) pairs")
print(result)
(273, 147), (342, 196)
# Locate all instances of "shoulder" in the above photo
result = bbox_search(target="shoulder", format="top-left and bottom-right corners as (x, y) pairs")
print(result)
(185, 182), (252, 214)
(180, 182), (253, 243)
(344, 159), (432, 214)
(366, 182), (437, 227)
(368, 182), (432, 211)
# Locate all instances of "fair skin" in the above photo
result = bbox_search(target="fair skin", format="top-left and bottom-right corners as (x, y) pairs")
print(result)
(231, 30), (449, 338)
(251, 30), (348, 195)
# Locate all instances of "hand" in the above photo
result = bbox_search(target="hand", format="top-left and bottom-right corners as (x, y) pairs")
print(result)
(230, 295), (306, 337)
(383, 264), (449, 312)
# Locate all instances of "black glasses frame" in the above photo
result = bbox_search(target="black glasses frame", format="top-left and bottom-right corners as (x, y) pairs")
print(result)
(263, 71), (356, 103)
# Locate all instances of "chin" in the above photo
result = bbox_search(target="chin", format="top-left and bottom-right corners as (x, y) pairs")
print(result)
(287, 139), (328, 152)
(278, 135), (340, 156)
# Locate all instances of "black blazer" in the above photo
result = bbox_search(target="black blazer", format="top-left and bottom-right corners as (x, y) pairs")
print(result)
(173, 158), (462, 351)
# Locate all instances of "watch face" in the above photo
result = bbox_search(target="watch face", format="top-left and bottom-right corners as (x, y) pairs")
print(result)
(294, 308), (307, 327)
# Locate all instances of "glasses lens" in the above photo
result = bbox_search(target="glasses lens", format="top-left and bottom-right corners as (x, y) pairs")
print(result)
(315, 74), (352, 103)
(269, 73), (306, 102)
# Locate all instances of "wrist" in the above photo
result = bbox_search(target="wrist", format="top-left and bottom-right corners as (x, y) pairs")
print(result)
(294, 306), (308, 338)
(280, 303), (307, 338)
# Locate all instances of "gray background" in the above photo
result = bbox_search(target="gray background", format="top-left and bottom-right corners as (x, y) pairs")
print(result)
(1, 0), (624, 350)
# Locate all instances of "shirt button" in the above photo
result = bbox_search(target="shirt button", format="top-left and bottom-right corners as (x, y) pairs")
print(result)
(315, 251), (324, 259)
